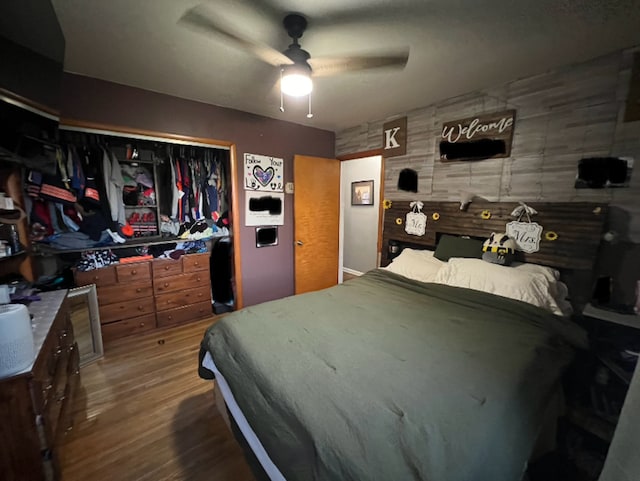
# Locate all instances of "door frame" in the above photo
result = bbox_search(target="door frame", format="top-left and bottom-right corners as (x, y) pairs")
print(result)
(337, 149), (385, 281)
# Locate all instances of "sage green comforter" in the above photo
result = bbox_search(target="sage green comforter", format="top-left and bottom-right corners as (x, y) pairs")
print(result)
(200, 269), (587, 481)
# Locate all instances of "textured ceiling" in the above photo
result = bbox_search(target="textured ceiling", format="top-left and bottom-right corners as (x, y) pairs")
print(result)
(52, 0), (640, 132)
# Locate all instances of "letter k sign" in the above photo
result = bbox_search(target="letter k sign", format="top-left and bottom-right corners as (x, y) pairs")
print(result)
(381, 117), (407, 157)
(384, 127), (400, 149)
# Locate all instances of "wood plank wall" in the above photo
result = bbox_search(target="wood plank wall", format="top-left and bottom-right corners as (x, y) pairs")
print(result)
(381, 201), (607, 271)
(336, 46), (640, 241)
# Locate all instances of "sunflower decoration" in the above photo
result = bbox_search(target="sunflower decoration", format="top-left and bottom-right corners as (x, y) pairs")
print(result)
(481, 210), (492, 220)
(432, 212), (440, 221)
(395, 217), (403, 225)
(383, 199), (393, 210)
(545, 231), (558, 241)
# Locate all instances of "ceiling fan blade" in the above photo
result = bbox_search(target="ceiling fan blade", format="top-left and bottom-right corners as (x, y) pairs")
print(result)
(178, 5), (293, 67)
(308, 49), (409, 77)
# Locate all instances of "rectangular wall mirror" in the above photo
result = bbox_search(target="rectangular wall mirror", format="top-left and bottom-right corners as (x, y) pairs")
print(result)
(68, 284), (104, 366)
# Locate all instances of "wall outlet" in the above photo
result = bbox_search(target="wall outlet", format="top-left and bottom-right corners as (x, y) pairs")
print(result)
(285, 182), (294, 194)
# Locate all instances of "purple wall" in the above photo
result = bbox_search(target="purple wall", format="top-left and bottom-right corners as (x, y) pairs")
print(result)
(60, 73), (335, 306)
(0, 36), (62, 110)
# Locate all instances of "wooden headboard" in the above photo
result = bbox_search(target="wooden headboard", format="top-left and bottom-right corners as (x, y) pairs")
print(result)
(381, 201), (608, 271)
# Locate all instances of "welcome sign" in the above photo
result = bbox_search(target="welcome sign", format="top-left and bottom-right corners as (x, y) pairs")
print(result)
(440, 109), (516, 162)
(244, 153), (284, 192)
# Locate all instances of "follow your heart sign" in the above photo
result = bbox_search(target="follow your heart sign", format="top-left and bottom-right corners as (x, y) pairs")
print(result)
(244, 153), (284, 192)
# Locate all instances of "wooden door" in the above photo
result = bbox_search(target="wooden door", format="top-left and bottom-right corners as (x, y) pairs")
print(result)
(294, 155), (340, 294)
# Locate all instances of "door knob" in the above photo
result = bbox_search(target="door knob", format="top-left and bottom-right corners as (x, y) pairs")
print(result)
(295, 240), (304, 246)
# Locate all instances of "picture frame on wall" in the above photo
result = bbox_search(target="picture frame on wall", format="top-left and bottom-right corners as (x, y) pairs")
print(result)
(351, 180), (374, 206)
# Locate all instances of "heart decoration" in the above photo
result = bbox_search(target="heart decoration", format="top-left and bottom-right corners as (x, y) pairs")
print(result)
(253, 165), (275, 187)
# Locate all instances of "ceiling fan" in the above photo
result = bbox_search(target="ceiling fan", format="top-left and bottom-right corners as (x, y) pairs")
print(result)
(179, 4), (409, 117)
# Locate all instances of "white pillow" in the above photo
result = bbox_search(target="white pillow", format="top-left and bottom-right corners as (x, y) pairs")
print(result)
(383, 248), (444, 283)
(512, 262), (560, 281)
(432, 258), (565, 315)
(513, 262), (573, 316)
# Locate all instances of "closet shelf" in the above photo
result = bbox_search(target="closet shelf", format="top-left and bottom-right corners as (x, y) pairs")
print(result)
(124, 205), (158, 209)
(0, 145), (28, 166)
(31, 234), (227, 255)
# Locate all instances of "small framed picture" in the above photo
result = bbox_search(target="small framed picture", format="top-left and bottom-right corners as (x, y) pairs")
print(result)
(351, 180), (374, 206)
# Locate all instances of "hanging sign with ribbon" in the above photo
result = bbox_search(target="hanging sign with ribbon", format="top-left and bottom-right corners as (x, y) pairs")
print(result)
(405, 201), (427, 236)
(505, 202), (543, 253)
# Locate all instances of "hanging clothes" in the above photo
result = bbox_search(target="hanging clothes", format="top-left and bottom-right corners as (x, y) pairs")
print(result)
(169, 152), (179, 220)
(102, 147), (126, 226)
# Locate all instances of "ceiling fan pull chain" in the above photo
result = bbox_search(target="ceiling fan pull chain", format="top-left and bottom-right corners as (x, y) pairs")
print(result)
(279, 69), (285, 113)
(307, 92), (313, 119)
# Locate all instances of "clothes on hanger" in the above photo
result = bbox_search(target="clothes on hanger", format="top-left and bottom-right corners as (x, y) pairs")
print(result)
(23, 133), (229, 249)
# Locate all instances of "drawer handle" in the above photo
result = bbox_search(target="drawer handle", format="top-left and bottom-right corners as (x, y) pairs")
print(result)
(196, 276), (201, 282)
(136, 288), (142, 293)
(199, 309), (204, 313)
(164, 282), (169, 288)
(164, 266), (170, 270)
(139, 322), (145, 327)
(93, 276), (99, 281)
(132, 269), (137, 275)
(168, 315), (173, 320)
(138, 306), (144, 311)
(194, 262), (199, 266)
(56, 394), (66, 404)
(197, 293), (203, 297)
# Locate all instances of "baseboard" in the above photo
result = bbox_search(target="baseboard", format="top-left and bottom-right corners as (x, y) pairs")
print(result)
(343, 267), (364, 276)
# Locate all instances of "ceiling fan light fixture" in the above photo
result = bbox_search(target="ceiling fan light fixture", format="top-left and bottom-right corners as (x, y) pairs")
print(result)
(281, 65), (313, 97)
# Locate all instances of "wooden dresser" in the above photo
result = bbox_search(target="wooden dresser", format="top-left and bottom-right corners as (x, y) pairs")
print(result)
(0, 290), (79, 481)
(153, 253), (212, 328)
(74, 252), (212, 342)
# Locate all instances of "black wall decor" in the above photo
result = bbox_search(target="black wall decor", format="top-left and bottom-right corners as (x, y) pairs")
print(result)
(397, 168), (418, 192)
(256, 226), (278, 247)
(575, 157), (632, 188)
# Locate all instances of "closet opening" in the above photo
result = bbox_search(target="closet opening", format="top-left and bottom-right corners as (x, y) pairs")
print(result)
(21, 119), (242, 332)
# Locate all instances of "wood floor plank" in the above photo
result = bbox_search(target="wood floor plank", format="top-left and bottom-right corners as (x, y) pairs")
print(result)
(59, 317), (255, 481)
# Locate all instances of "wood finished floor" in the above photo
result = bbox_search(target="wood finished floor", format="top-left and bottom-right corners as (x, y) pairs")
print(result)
(59, 317), (255, 481)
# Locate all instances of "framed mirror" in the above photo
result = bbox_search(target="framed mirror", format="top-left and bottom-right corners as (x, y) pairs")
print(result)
(68, 284), (104, 366)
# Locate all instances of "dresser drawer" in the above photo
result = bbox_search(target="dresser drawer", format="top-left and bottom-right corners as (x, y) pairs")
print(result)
(153, 271), (211, 295)
(156, 301), (212, 327)
(98, 281), (153, 304)
(100, 296), (155, 324)
(116, 262), (151, 282)
(57, 355), (80, 442)
(74, 266), (117, 287)
(101, 313), (156, 343)
(155, 286), (211, 311)
(32, 344), (69, 419)
(31, 314), (75, 444)
(152, 258), (183, 278)
(182, 253), (209, 272)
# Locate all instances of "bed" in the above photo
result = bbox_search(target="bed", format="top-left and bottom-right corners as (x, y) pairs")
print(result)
(198, 201), (606, 481)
